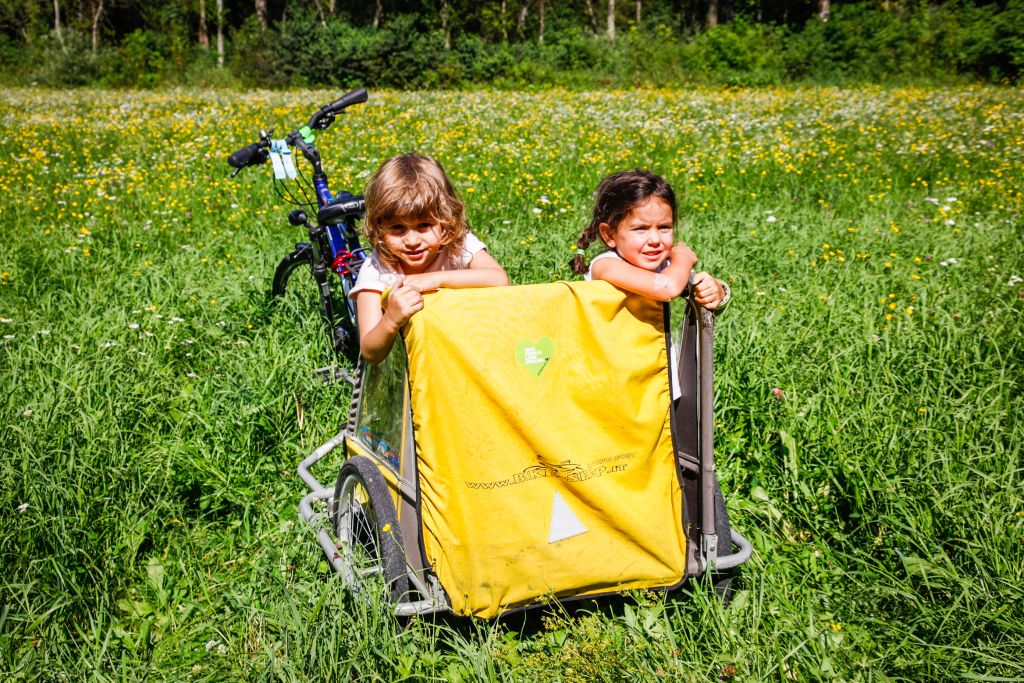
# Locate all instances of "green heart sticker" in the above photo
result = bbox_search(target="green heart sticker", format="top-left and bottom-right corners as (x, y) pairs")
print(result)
(516, 338), (554, 377)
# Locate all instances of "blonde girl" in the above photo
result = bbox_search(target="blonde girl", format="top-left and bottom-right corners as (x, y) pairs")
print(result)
(351, 153), (508, 363)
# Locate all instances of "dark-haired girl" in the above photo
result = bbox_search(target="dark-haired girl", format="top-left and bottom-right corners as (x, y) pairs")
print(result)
(571, 170), (727, 309)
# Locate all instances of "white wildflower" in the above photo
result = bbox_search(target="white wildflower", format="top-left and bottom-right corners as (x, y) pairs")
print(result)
(17, 503), (29, 512)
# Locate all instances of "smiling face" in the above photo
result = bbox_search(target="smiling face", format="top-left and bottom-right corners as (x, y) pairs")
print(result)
(599, 196), (675, 272)
(381, 215), (444, 274)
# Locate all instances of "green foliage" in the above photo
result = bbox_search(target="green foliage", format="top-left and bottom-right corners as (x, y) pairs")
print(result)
(781, 0), (1024, 83)
(2, 2), (1023, 88)
(8, 31), (105, 87)
(681, 20), (787, 85)
(109, 30), (169, 88)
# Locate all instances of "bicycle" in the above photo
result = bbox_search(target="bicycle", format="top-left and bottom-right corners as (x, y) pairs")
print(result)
(227, 88), (370, 382)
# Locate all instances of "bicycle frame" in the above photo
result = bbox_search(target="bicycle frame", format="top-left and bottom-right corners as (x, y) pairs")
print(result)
(295, 183), (369, 322)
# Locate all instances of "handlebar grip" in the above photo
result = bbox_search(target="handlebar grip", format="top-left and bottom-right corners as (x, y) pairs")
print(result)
(227, 142), (267, 169)
(328, 88), (368, 112)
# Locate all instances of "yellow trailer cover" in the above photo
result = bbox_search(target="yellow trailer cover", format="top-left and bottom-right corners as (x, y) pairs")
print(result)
(403, 281), (686, 617)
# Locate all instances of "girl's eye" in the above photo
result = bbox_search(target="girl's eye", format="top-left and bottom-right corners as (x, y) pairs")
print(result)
(417, 223), (433, 231)
(387, 225), (406, 235)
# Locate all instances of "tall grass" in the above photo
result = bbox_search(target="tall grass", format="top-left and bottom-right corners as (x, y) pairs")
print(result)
(1, 86), (1021, 680)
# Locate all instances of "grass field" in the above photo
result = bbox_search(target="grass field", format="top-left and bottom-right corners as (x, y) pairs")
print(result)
(1, 86), (1022, 681)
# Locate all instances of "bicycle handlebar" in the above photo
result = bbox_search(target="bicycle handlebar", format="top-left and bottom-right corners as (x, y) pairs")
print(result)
(228, 87), (367, 176)
(227, 141), (269, 169)
(306, 88), (368, 131)
(328, 87), (368, 113)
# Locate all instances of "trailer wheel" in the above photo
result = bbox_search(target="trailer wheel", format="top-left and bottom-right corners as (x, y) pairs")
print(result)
(714, 480), (732, 555)
(712, 479), (736, 601)
(332, 456), (410, 602)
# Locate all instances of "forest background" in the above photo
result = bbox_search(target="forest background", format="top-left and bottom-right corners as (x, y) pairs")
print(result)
(1, 0), (1023, 88)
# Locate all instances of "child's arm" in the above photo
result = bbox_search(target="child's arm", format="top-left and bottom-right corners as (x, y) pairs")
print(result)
(356, 280), (424, 364)
(401, 250), (509, 292)
(590, 242), (698, 302)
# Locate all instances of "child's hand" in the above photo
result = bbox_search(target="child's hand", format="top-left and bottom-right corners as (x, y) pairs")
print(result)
(384, 278), (424, 327)
(402, 272), (441, 293)
(671, 242), (698, 268)
(690, 271), (725, 310)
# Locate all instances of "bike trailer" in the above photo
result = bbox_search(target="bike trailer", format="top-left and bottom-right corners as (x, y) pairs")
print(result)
(298, 281), (751, 618)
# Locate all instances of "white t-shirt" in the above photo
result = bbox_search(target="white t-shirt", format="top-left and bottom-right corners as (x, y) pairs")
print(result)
(583, 249), (624, 280)
(349, 232), (487, 298)
(584, 249), (680, 400)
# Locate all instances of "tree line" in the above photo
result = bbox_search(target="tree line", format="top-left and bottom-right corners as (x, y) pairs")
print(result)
(1, 0), (1020, 86)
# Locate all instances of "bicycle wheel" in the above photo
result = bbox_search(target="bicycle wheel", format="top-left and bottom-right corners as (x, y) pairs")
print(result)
(272, 246), (358, 369)
(332, 456), (410, 603)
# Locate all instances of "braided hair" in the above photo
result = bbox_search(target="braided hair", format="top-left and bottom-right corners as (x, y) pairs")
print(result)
(571, 170), (677, 275)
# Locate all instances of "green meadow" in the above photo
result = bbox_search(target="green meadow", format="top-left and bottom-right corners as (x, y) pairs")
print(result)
(1, 86), (1022, 680)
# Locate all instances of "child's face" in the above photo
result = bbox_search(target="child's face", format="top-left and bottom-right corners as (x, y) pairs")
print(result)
(599, 197), (674, 272)
(382, 215), (443, 274)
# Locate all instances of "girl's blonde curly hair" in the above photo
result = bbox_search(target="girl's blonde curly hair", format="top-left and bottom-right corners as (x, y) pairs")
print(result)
(363, 154), (467, 268)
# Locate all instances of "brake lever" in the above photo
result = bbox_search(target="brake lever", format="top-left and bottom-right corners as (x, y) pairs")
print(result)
(313, 111), (336, 131)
